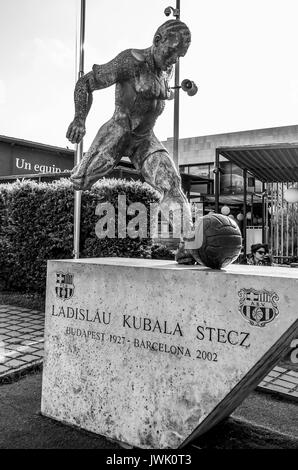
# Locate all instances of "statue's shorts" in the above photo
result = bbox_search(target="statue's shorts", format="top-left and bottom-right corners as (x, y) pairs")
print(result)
(70, 121), (181, 192)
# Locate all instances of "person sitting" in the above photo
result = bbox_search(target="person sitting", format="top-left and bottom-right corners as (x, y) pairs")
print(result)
(247, 243), (273, 266)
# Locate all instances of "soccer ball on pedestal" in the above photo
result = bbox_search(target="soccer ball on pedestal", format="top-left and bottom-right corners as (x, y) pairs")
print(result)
(188, 213), (242, 269)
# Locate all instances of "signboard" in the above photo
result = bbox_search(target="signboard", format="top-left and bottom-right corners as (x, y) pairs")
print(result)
(0, 139), (73, 177)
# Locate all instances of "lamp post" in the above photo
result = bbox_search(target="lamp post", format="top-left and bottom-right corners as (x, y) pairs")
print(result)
(73, 0), (86, 259)
(164, 2), (180, 169)
(284, 186), (298, 203)
(164, 2), (198, 170)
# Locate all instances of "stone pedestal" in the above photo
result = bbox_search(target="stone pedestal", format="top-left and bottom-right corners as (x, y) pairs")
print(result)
(41, 258), (298, 449)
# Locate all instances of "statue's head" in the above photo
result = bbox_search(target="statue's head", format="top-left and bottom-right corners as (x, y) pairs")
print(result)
(152, 20), (191, 72)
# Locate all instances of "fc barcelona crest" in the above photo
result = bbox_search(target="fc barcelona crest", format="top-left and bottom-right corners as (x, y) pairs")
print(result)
(238, 288), (279, 327)
(55, 272), (75, 301)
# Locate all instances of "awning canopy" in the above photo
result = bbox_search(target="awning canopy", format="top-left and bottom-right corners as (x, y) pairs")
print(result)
(205, 194), (258, 205)
(217, 143), (298, 182)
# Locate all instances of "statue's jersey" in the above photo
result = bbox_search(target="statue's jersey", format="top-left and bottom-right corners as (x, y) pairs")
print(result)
(92, 48), (172, 134)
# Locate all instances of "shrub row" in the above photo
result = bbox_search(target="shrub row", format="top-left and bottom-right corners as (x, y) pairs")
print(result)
(0, 178), (174, 293)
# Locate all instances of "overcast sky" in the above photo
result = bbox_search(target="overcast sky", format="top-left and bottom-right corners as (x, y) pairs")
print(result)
(1, 0), (298, 150)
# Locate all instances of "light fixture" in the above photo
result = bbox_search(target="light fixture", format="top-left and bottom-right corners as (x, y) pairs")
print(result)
(284, 187), (298, 203)
(236, 213), (244, 221)
(221, 205), (230, 215)
(246, 211), (252, 219)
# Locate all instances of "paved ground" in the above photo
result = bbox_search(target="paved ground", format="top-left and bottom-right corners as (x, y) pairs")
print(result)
(0, 305), (44, 376)
(259, 366), (298, 399)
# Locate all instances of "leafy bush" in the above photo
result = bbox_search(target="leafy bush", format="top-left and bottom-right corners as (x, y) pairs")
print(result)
(0, 178), (160, 293)
(81, 178), (159, 259)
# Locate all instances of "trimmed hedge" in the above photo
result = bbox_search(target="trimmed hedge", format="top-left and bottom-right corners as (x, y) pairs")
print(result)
(0, 178), (160, 293)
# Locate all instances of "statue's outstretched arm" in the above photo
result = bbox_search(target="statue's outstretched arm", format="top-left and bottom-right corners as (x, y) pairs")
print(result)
(65, 72), (95, 144)
(66, 50), (136, 144)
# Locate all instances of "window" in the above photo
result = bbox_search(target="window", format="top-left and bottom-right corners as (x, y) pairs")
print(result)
(187, 164), (211, 178)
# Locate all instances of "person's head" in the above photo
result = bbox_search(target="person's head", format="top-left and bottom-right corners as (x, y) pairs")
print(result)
(152, 20), (191, 71)
(251, 243), (269, 262)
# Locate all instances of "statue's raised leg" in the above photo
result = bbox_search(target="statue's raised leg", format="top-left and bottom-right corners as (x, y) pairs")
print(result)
(140, 151), (196, 264)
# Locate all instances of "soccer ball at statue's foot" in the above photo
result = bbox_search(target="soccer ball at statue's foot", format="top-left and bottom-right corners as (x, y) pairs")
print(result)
(186, 213), (242, 269)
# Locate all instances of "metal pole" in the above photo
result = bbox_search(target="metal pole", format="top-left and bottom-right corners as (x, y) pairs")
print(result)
(296, 183), (298, 257)
(281, 182), (284, 257)
(243, 169), (247, 257)
(272, 183), (275, 256)
(261, 182), (265, 243)
(273, 183), (278, 257)
(291, 199), (294, 256)
(286, 182), (289, 256)
(173, 0), (180, 169)
(214, 149), (220, 213)
(251, 193), (254, 226)
(264, 183), (269, 245)
(73, 0), (86, 259)
(276, 183), (279, 257)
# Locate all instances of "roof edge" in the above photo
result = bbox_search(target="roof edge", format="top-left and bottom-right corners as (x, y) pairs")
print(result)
(0, 135), (74, 155)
